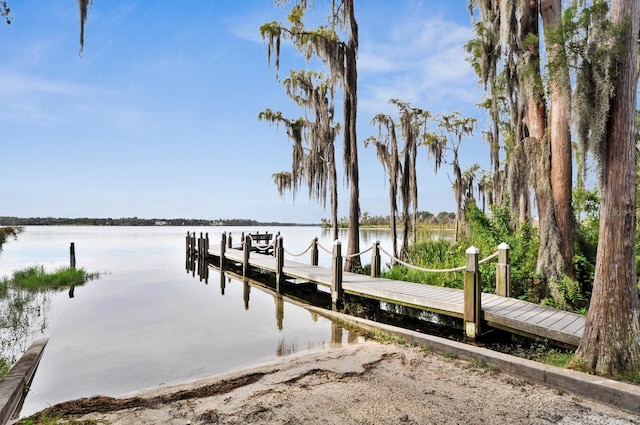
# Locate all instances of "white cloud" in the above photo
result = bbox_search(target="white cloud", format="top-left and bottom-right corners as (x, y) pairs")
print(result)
(359, 14), (481, 117)
(0, 71), (109, 97)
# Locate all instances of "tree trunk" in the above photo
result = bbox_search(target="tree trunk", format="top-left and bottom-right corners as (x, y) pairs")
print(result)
(520, 0), (564, 290)
(572, 0), (640, 376)
(519, 0), (548, 218)
(389, 179), (398, 263)
(331, 155), (339, 242)
(541, 0), (575, 280)
(400, 143), (411, 258)
(343, 0), (361, 272)
(453, 163), (462, 242)
(410, 139), (418, 245)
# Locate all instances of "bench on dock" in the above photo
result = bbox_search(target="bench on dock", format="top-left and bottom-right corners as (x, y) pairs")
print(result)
(244, 232), (275, 255)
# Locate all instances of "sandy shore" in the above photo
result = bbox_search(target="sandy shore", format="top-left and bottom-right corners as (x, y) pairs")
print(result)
(17, 341), (639, 425)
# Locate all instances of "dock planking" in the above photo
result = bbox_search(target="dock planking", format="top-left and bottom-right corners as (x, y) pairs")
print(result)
(207, 243), (585, 348)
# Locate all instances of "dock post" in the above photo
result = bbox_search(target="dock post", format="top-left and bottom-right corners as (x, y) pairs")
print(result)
(243, 234), (251, 277)
(275, 236), (284, 292)
(331, 240), (343, 308)
(464, 246), (481, 339)
(371, 240), (381, 277)
(205, 233), (210, 259)
(69, 242), (76, 269)
(185, 231), (190, 253)
(311, 237), (319, 266)
(496, 243), (511, 297)
(228, 232), (233, 249)
(220, 232), (226, 269)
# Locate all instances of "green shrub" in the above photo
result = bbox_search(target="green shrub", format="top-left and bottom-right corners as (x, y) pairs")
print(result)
(2, 266), (98, 291)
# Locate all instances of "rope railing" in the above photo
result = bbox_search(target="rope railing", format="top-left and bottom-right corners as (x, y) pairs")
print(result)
(478, 251), (499, 265)
(378, 245), (466, 273)
(224, 232), (502, 275)
(378, 245), (500, 274)
(345, 245), (372, 258)
(317, 242), (334, 255)
(284, 242), (314, 258)
(317, 241), (373, 258)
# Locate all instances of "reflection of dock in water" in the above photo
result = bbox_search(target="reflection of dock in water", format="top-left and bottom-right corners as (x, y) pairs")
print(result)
(206, 265), (363, 354)
(186, 231), (585, 348)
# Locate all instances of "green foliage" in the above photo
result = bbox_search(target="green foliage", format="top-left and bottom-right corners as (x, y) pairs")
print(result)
(2, 266), (99, 291)
(464, 203), (537, 298)
(382, 239), (463, 288)
(541, 276), (587, 311)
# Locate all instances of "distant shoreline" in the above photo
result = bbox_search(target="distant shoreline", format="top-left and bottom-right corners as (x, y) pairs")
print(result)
(0, 217), (320, 227)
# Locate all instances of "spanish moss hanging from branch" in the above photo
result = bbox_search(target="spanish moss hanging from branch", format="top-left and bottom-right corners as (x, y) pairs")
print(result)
(78, 0), (93, 56)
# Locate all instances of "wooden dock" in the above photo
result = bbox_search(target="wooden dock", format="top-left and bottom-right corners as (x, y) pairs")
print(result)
(194, 232), (584, 348)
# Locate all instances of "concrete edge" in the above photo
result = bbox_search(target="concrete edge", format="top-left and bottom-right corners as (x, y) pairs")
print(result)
(305, 306), (640, 416)
(0, 338), (48, 425)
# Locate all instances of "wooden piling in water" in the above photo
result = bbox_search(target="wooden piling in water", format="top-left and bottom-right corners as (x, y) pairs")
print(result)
(496, 242), (511, 297)
(331, 240), (343, 308)
(69, 242), (76, 268)
(464, 246), (481, 339)
(371, 240), (381, 278)
(311, 237), (319, 266)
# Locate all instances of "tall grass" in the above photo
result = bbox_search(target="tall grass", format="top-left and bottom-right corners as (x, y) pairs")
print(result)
(383, 203), (540, 297)
(2, 266), (99, 291)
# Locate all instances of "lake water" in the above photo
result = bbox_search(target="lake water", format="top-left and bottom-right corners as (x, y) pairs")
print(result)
(0, 226), (396, 417)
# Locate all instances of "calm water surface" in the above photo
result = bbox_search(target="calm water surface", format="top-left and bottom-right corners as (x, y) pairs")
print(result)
(0, 226), (395, 417)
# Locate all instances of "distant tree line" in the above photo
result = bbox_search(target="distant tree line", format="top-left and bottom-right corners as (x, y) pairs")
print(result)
(320, 211), (456, 228)
(0, 217), (316, 227)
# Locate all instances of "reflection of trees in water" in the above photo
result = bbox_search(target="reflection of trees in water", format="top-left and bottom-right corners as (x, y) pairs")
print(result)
(0, 288), (51, 363)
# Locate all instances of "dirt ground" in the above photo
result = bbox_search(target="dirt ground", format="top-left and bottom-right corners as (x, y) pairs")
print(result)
(17, 341), (639, 425)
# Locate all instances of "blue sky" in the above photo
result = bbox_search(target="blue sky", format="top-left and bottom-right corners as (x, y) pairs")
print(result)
(1, 1), (488, 223)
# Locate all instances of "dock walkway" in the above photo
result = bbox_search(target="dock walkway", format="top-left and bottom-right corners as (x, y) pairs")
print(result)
(207, 244), (584, 347)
